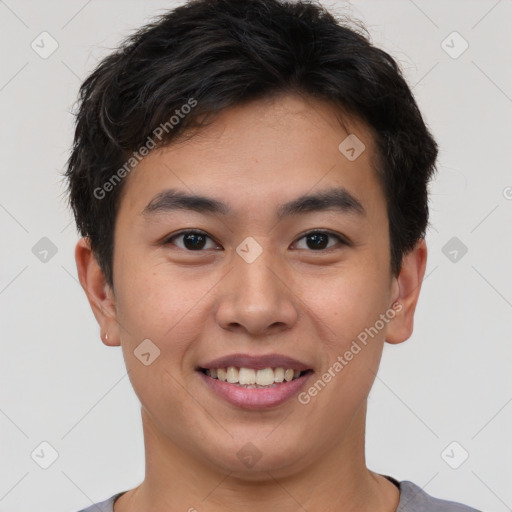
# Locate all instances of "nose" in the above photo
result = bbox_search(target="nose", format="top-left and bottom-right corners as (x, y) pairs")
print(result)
(214, 243), (299, 338)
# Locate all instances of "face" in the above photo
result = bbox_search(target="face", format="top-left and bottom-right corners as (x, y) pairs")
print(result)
(77, 93), (424, 479)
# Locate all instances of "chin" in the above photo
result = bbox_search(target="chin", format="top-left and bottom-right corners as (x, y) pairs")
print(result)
(202, 442), (311, 480)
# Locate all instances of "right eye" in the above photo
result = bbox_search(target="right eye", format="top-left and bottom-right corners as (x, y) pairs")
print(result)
(163, 230), (222, 251)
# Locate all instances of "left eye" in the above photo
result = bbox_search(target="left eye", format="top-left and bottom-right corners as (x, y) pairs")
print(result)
(164, 230), (346, 251)
(293, 231), (345, 251)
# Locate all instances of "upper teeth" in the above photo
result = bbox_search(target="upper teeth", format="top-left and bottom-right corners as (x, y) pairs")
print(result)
(207, 367), (301, 386)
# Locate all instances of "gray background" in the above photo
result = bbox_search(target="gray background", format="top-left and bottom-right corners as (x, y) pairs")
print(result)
(0, 1), (511, 511)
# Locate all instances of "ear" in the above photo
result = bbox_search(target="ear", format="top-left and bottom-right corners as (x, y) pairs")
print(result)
(385, 238), (427, 345)
(75, 237), (120, 347)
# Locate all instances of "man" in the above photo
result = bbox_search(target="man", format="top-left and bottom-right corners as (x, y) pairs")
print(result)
(66, 0), (481, 510)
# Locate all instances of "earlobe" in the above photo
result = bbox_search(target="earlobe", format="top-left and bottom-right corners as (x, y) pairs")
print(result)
(75, 237), (120, 346)
(385, 239), (428, 345)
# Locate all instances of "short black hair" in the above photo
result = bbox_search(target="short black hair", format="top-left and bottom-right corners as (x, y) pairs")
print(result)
(64, 0), (438, 288)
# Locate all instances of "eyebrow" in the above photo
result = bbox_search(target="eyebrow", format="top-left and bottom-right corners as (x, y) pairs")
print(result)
(141, 186), (365, 220)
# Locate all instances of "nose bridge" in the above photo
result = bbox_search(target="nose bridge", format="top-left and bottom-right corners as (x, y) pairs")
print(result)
(236, 243), (281, 298)
(215, 237), (298, 334)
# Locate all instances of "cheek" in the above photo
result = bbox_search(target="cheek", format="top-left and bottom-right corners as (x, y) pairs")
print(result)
(296, 271), (389, 426)
(113, 269), (208, 416)
(302, 262), (391, 348)
(114, 263), (219, 361)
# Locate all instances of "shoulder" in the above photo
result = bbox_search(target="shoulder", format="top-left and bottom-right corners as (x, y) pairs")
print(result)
(72, 482), (483, 512)
(397, 480), (483, 512)
(71, 491), (127, 512)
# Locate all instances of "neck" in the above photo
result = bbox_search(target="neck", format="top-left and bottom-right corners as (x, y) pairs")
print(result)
(115, 402), (399, 512)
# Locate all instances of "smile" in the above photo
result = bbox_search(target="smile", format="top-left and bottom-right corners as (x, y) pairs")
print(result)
(201, 366), (306, 388)
(197, 366), (313, 409)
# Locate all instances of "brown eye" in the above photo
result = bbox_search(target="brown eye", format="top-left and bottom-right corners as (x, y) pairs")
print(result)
(164, 230), (220, 251)
(293, 231), (347, 251)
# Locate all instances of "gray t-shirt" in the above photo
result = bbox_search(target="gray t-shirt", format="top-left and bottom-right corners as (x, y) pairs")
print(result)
(74, 476), (482, 512)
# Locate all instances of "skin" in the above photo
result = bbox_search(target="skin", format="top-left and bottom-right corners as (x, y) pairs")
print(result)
(75, 92), (427, 512)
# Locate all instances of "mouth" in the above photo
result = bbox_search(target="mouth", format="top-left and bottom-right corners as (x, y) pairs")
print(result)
(195, 354), (313, 409)
(199, 366), (311, 388)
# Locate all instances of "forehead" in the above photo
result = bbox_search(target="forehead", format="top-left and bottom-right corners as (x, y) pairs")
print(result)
(116, 93), (385, 222)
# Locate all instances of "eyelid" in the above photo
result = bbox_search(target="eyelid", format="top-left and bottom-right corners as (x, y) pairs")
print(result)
(163, 229), (221, 247)
(293, 229), (350, 249)
(163, 229), (351, 250)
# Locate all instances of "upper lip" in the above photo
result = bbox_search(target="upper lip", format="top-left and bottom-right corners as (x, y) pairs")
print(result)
(198, 353), (312, 371)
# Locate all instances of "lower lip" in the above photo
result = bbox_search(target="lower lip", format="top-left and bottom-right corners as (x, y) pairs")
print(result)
(198, 371), (312, 410)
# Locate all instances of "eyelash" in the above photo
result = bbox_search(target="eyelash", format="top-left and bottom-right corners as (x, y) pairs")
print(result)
(163, 229), (349, 252)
